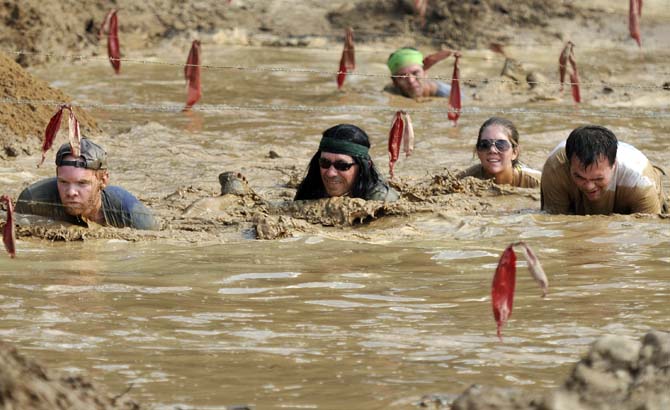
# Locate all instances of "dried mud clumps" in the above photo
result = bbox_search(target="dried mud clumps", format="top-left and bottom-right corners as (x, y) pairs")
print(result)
(448, 330), (670, 410)
(0, 51), (100, 157)
(0, 340), (141, 410)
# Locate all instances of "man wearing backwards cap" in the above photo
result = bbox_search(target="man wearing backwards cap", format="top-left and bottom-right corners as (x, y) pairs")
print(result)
(15, 138), (158, 230)
(387, 47), (453, 99)
(294, 124), (399, 201)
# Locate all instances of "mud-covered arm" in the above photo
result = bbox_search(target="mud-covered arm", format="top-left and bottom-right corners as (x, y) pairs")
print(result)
(102, 186), (159, 230)
(540, 162), (574, 214)
(14, 177), (66, 219)
(128, 201), (160, 230)
(627, 186), (662, 214)
(366, 182), (400, 202)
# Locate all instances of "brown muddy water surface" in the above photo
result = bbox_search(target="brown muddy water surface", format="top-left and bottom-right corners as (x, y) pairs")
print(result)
(1, 36), (670, 409)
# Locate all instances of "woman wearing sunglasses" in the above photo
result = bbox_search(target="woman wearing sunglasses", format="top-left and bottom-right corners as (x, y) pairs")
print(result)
(458, 117), (541, 188)
(294, 124), (399, 201)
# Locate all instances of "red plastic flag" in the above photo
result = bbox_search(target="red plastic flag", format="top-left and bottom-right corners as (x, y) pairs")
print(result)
(40, 106), (65, 167)
(422, 49), (452, 71)
(515, 242), (548, 297)
(2, 195), (16, 258)
(39, 105), (79, 167)
(402, 112), (414, 157)
(492, 242), (549, 341)
(336, 28), (355, 89)
(99, 9), (121, 74)
(489, 42), (507, 58)
(629, 0), (642, 47)
(492, 245), (516, 341)
(447, 53), (461, 125)
(558, 42), (571, 93)
(414, 0), (428, 26)
(558, 42), (580, 104)
(184, 40), (202, 110)
(388, 111), (404, 179)
(568, 45), (580, 104)
(68, 109), (81, 157)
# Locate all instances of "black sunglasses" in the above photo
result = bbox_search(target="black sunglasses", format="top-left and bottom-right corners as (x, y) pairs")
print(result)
(476, 139), (513, 152)
(319, 157), (356, 171)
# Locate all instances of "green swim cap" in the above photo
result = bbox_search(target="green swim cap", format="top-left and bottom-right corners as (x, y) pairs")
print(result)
(387, 48), (424, 74)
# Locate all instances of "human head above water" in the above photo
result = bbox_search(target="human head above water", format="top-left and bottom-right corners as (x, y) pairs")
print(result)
(318, 123), (371, 158)
(387, 47), (424, 75)
(294, 124), (384, 200)
(565, 125), (618, 169)
(475, 117), (520, 167)
(55, 138), (108, 170)
(54, 138), (109, 219)
(387, 47), (427, 98)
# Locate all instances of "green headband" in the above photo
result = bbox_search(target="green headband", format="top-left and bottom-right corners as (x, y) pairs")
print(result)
(387, 48), (424, 74)
(319, 137), (369, 158)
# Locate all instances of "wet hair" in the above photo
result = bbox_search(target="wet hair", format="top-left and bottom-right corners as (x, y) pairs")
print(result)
(565, 125), (618, 168)
(475, 117), (520, 167)
(294, 124), (384, 200)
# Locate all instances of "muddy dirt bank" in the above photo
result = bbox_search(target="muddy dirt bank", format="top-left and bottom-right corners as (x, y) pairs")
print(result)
(0, 0), (601, 67)
(0, 340), (141, 410)
(0, 51), (100, 159)
(447, 330), (670, 410)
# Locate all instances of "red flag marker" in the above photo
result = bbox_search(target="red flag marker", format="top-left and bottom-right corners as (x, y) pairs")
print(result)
(629, 0), (642, 47)
(39, 105), (80, 167)
(184, 40), (202, 110)
(447, 53), (461, 125)
(492, 242), (549, 341)
(336, 28), (355, 89)
(492, 245), (516, 341)
(99, 9), (121, 74)
(2, 195), (16, 258)
(414, 0), (427, 26)
(558, 42), (580, 104)
(388, 111), (404, 179)
(402, 112), (414, 157)
(489, 42), (507, 58)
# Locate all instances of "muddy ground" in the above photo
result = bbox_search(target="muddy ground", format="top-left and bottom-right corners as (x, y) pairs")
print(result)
(0, 340), (141, 410)
(2, 330), (668, 410)
(0, 0), (613, 237)
(1, 1), (669, 409)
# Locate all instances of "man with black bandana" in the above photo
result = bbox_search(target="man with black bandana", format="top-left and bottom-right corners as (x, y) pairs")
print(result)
(294, 124), (399, 202)
(15, 138), (158, 229)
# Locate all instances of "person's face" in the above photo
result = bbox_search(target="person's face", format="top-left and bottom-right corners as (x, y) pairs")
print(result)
(569, 154), (615, 201)
(319, 152), (359, 197)
(56, 156), (108, 218)
(476, 125), (519, 176)
(392, 64), (425, 98)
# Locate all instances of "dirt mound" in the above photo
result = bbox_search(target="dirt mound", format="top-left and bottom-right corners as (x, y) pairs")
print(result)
(0, 0), (349, 68)
(436, 330), (670, 410)
(0, 340), (141, 410)
(0, 51), (100, 158)
(328, 0), (594, 49)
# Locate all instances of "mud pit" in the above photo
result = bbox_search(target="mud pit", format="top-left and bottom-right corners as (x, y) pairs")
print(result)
(1, 1), (669, 410)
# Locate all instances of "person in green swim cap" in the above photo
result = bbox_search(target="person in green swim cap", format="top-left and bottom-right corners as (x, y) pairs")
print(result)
(387, 47), (453, 99)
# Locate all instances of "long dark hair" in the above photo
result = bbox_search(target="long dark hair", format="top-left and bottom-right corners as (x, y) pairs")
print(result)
(294, 124), (384, 200)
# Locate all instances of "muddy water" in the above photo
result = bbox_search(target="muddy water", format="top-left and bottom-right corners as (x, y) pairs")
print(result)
(1, 36), (669, 410)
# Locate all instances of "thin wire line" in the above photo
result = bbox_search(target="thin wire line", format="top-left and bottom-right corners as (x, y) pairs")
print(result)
(7, 50), (666, 91)
(1, 97), (668, 119)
